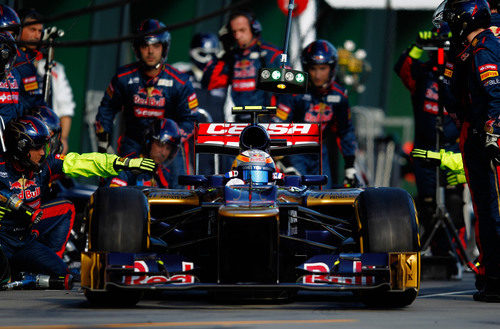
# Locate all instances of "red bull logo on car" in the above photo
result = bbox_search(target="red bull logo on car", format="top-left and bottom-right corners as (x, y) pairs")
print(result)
(122, 261), (195, 285)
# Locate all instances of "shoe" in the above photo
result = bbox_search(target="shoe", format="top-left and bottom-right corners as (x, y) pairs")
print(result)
(473, 277), (500, 302)
(473, 290), (500, 302)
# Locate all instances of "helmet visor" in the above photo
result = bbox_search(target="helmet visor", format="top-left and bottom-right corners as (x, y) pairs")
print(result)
(433, 0), (448, 28)
(242, 169), (269, 185)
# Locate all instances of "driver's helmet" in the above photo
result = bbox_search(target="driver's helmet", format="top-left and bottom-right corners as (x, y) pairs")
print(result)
(231, 149), (276, 186)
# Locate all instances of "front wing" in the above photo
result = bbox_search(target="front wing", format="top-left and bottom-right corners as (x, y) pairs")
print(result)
(81, 251), (419, 292)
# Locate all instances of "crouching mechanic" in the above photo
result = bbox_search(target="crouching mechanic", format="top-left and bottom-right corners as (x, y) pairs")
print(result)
(277, 40), (358, 188)
(0, 116), (155, 277)
(108, 118), (180, 188)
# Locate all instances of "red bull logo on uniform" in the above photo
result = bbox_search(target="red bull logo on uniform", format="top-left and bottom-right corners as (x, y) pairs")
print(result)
(305, 103), (333, 125)
(133, 92), (166, 107)
(234, 59), (256, 78)
(9, 178), (40, 200)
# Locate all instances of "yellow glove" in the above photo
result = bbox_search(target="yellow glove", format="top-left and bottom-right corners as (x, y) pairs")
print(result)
(447, 172), (467, 186)
(113, 157), (156, 174)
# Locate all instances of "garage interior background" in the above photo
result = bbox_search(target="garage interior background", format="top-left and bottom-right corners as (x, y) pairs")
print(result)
(5, 0), (437, 187)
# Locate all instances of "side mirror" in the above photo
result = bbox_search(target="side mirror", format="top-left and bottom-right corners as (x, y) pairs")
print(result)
(256, 68), (308, 94)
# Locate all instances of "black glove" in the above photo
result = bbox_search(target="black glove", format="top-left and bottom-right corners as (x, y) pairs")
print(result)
(113, 157), (156, 174)
(218, 24), (235, 55)
(485, 133), (500, 167)
(96, 132), (110, 154)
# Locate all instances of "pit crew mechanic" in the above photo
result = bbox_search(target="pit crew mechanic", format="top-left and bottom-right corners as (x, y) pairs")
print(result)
(434, 0), (500, 302)
(95, 19), (197, 188)
(5, 5), (47, 111)
(18, 8), (76, 154)
(0, 12), (27, 127)
(394, 26), (466, 261)
(201, 9), (282, 121)
(277, 40), (357, 188)
(108, 118), (180, 188)
(0, 116), (155, 277)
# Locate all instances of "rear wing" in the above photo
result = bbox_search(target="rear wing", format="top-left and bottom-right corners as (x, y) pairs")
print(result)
(195, 123), (321, 157)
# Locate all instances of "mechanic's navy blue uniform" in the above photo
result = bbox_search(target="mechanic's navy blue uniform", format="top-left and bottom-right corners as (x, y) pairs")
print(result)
(0, 153), (74, 276)
(490, 12), (500, 32)
(95, 62), (198, 187)
(394, 47), (461, 198)
(455, 29), (500, 278)
(0, 70), (25, 125)
(201, 40), (282, 112)
(278, 82), (357, 188)
(13, 48), (46, 110)
(107, 163), (171, 188)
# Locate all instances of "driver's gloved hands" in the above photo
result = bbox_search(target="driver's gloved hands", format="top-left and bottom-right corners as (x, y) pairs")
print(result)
(485, 133), (500, 167)
(411, 148), (442, 166)
(113, 157), (156, 174)
(343, 167), (359, 187)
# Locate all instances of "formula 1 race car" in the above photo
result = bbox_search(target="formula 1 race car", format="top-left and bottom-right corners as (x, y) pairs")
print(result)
(80, 106), (420, 308)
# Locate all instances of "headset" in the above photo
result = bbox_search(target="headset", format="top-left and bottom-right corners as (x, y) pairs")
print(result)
(227, 9), (262, 38)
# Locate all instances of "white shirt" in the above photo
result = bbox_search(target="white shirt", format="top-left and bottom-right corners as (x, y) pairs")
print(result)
(36, 59), (75, 118)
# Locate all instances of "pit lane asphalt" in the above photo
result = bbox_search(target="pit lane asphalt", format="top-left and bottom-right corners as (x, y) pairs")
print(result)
(0, 272), (498, 329)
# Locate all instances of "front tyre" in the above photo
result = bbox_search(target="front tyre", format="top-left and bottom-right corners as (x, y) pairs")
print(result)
(83, 187), (149, 307)
(356, 187), (420, 307)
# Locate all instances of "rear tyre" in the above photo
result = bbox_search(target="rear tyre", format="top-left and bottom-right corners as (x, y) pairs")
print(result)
(356, 187), (420, 307)
(84, 187), (149, 307)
